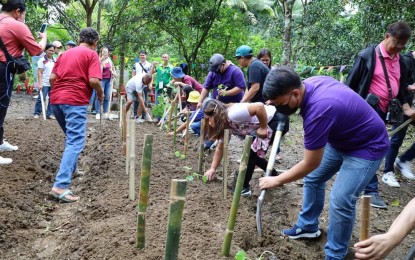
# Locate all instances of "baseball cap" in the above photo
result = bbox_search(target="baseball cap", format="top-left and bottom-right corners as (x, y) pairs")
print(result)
(208, 54), (225, 72)
(66, 40), (76, 47)
(235, 45), (253, 57)
(52, 41), (63, 48)
(187, 91), (200, 103)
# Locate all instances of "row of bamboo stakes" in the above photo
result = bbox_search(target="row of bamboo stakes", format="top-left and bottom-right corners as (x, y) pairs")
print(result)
(117, 93), (371, 259)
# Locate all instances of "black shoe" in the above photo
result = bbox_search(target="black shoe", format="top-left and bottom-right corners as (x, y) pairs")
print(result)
(241, 187), (252, 197)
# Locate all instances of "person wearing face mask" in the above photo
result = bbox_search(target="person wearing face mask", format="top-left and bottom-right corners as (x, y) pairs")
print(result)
(258, 66), (389, 260)
(48, 27), (103, 203)
(0, 0), (46, 165)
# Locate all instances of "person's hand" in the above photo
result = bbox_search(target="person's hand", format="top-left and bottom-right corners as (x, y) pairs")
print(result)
(259, 176), (281, 190)
(354, 234), (394, 260)
(218, 89), (227, 97)
(38, 32), (46, 40)
(408, 84), (415, 92)
(173, 81), (182, 87)
(152, 61), (158, 66)
(38, 84), (43, 91)
(167, 131), (174, 137)
(204, 168), (217, 181)
(97, 92), (104, 103)
(404, 108), (415, 120)
(256, 126), (267, 138)
(196, 102), (202, 109)
(265, 100), (272, 105)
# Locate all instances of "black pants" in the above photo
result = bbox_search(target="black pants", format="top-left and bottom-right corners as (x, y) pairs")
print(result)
(243, 112), (290, 189)
(0, 62), (14, 144)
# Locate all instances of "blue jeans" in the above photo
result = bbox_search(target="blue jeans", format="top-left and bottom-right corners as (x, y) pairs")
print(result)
(34, 86), (52, 117)
(383, 119), (415, 172)
(90, 89), (96, 112)
(95, 78), (111, 113)
(51, 104), (88, 189)
(295, 144), (382, 259)
(190, 120), (214, 147)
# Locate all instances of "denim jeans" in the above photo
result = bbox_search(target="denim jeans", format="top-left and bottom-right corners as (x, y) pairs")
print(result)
(0, 62), (14, 144)
(90, 89), (96, 112)
(383, 119), (414, 172)
(51, 104), (88, 189)
(34, 86), (52, 117)
(95, 78), (111, 113)
(295, 144), (382, 259)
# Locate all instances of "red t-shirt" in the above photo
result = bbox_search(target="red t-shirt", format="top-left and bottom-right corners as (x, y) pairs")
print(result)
(0, 14), (42, 62)
(50, 46), (102, 105)
(183, 75), (203, 93)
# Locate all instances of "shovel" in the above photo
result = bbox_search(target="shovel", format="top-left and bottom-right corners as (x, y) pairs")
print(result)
(256, 114), (286, 236)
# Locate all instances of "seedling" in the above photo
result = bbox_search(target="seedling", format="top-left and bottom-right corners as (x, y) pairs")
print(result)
(182, 166), (207, 183)
(175, 151), (186, 159)
(235, 250), (276, 260)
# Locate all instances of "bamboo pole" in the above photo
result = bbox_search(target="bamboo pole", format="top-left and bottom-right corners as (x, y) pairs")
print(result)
(122, 105), (127, 156)
(136, 134), (154, 249)
(164, 179), (187, 260)
(360, 195), (371, 241)
(119, 95), (124, 128)
(177, 86), (183, 113)
(167, 100), (175, 131)
(128, 116), (136, 201)
(125, 110), (131, 177)
(183, 110), (191, 156)
(222, 129), (230, 199)
(198, 118), (207, 174)
(222, 136), (253, 256)
(172, 102), (178, 147)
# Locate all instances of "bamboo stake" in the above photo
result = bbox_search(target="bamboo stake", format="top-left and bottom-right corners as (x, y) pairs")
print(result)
(128, 115), (136, 200)
(164, 179), (187, 260)
(122, 105), (127, 155)
(167, 100), (175, 131)
(360, 195), (371, 241)
(177, 86), (183, 113)
(198, 118), (207, 174)
(222, 136), (253, 256)
(125, 110), (131, 177)
(172, 102), (178, 147)
(119, 95), (124, 128)
(222, 129), (230, 199)
(183, 110), (191, 156)
(136, 134), (154, 249)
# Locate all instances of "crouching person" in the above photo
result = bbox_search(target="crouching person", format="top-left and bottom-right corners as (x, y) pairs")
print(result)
(258, 67), (389, 259)
(125, 73), (152, 123)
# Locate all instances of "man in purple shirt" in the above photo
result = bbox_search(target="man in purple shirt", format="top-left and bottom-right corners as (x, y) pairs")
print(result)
(259, 67), (389, 260)
(197, 53), (245, 108)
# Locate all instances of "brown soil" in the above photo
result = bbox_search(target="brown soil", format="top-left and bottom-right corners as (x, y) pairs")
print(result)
(1, 94), (414, 259)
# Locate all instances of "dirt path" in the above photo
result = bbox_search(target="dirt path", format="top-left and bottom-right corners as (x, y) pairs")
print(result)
(1, 94), (414, 259)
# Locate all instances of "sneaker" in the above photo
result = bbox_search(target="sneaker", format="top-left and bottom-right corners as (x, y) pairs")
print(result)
(381, 172), (400, 187)
(46, 115), (55, 120)
(96, 113), (100, 120)
(33, 114), (39, 119)
(0, 141), (18, 151)
(103, 113), (109, 119)
(135, 118), (144, 124)
(394, 158), (415, 180)
(282, 224), (321, 239)
(0, 156), (12, 165)
(369, 194), (387, 209)
(210, 140), (219, 151)
(241, 187), (252, 197)
(237, 159), (241, 164)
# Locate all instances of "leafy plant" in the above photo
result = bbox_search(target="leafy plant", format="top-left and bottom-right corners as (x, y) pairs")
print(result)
(175, 151), (186, 160)
(152, 95), (167, 118)
(182, 166), (207, 183)
(234, 250), (276, 260)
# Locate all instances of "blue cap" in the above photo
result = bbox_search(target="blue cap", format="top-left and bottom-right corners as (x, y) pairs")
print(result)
(66, 40), (76, 47)
(171, 67), (185, 78)
(235, 45), (253, 57)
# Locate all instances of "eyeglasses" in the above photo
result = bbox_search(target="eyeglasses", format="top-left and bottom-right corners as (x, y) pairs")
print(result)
(236, 56), (242, 60)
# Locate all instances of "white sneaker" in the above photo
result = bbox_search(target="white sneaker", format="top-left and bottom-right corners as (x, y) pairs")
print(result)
(135, 118), (144, 124)
(103, 113), (109, 119)
(382, 172), (400, 187)
(33, 114), (39, 119)
(0, 141), (18, 151)
(96, 113), (100, 120)
(394, 158), (415, 180)
(0, 156), (12, 165)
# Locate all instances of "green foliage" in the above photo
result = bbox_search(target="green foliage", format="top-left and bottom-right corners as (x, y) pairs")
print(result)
(235, 250), (247, 260)
(152, 96), (167, 118)
(182, 167), (207, 183)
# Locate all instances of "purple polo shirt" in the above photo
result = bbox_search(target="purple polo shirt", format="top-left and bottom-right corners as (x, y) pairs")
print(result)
(203, 64), (245, 103)
(300, 76), (389, 160)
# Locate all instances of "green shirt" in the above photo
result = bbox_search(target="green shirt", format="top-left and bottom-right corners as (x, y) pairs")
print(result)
(155, 64), (173, 91)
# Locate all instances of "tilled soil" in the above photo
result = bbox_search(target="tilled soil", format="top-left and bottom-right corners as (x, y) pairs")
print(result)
(1, 94), (414, 259)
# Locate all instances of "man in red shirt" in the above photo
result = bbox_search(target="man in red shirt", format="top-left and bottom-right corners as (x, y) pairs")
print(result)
(48, 27), (103, 203)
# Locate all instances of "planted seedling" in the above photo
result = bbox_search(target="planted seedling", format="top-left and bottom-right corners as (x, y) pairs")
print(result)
(175, 151), (186, 159)
(234, 250), (276, 260)
(182, 166), (207, 183)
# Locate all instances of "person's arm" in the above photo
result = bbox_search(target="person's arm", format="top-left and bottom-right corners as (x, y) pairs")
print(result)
(354, 198), (415, 259)
(197, 88), (209, 109)
(90, 77), (104, 103)
(241, 82), (260, 102)
(49, 72), (57, 87)
(204, 142), (224, 181)
(150, 62), (157, 75)
(259, 148), (324, 189)
(246, 102), (268, 138)
(37, 68), (43, 90)
(219, 86), (243, 97)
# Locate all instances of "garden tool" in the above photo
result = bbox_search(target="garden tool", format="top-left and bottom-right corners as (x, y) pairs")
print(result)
(256, 114), (286, 236)
(39, 90), (46, 120)
(182, 108), (201, 137)
(389, 118), (413, 138)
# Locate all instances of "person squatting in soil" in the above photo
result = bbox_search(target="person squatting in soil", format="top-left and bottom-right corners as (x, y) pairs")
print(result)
(33, 43), (56, 119)
(258, 67), (389, 260)
(203, 99), (287, 197)
(125, 73), (152, 123)
(133, 50), (152, 119)
(48, 27), (104, 203)
(0, 0), (46, 165)
(354, 197), (415, 259)
(345, 22), (415, 207)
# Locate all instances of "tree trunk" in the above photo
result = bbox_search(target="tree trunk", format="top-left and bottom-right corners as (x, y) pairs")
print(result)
(119, 41), (126, 88)
(282, 0), (295, 66)
(97, 0), (102, 35)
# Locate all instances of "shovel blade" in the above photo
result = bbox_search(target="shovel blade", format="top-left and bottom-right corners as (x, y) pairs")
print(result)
(256, 190), (266, 236)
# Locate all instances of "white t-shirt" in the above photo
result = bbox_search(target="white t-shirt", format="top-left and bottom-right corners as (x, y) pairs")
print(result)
(134, 60), (151, 76)
(37, 57), (55, 86)
(126, 74), (145, 94)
